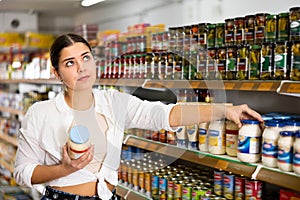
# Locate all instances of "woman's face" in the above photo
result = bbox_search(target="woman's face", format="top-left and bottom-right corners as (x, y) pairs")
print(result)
(56, 42), (96, 92)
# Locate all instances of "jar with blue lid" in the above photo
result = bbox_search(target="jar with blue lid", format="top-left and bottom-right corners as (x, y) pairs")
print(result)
(284, 120), (300, 132)
(262, 120), (285, 167)
(238, 119), (262, 163)
(68, 125), (91, 160)
(293, 131), (300, 174)
(278, 131), (295, 172)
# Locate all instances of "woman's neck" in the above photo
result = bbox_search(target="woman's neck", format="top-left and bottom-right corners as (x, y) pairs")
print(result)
(64, 90), (94, 111)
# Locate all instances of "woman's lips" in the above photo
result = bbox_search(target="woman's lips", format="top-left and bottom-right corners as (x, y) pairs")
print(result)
(77, 75), (90, 81)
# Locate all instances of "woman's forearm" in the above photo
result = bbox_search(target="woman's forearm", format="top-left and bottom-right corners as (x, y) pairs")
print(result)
(169, 103), (227, 127)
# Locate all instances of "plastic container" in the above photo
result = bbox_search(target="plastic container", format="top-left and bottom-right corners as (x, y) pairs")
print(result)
(293, 131), (300, 174)
(278, 131), (295, 172)
(261, 120), (285, 167)
(198, 122), (209, 152)
(237, 119), (262, 163)
(68, 125), (91, 160)
(208, 119), (226, 155)
(225, 121), (239, 157)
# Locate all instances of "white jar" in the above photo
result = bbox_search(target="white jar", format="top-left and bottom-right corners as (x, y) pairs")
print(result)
(237, 120), (262, 163)
(278, 131), (295, 172)
(68, 125), (91, 160)
(261, 120), (285, 168)
(208, 119), (226, 155)
(284, 120), (300, 132)
(226, 120), (239, 157)
(293, 131), (300, 174)
(198, 122), (209, 152)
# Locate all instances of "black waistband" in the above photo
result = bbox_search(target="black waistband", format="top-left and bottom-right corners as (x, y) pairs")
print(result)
(44, 186), (102, 200)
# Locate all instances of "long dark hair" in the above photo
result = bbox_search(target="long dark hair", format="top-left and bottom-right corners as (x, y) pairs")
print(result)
(50, 33), (92, 71)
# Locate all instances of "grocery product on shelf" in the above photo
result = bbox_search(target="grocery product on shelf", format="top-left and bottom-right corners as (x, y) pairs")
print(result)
(278, 131), (295, 172)
(293, 131), (300, 174)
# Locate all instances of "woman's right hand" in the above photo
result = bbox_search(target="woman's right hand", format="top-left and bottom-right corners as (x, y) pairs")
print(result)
(61, 143), (94, 174)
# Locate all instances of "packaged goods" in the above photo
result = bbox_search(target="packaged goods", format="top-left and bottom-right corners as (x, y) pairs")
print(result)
(235, 175), (246, 200)
(215, 23), (225, 47)
(261, 120), (285, 167)
(198, 23), (210, 47)
(277, 12), (290, 42)
(187, 124), (199, 150)
(274, 41), (289, 80)
(214, 170), (224, 196)
(245, 179), (263, 200)
(207, 24), (216, 48)
(238, 120), (262, 163)
(226, 46), (238, 80)
(236, 45), (249, 80)
(225, 18), (235, 46)
(278, 131), (295, 172)
(234, 17), (245, 45)
(208, 119), (226, 155)
(289, 7), (300, 41)
(248, 45), (261, 80)
(223, 172), (235, 199)
(216, 47), (227, 80)
(199, 122), (209, 152)
(284, 120), (300, 131)
(293, 131), (300, 174)
(254, 13), (270, 44)
(225, 121), (239, 157)
(245, 15), (256, 45)
(67, 125), (91, 160)
(290, 40), (300, 81)
(265, 15), (277, 43)
(260, 42), (274, 80)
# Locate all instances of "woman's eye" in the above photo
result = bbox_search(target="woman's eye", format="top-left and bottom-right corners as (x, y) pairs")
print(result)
(66, 61), (74, 67)
(83, 55), (91, 62)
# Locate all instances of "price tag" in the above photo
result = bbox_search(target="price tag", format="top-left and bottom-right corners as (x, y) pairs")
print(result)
(224, 82), (235, 90)
(287, 83), (300, 93)
(240, 82), (254, 90)
(257, 83), (273, 91)
(215, 160), (229, 170)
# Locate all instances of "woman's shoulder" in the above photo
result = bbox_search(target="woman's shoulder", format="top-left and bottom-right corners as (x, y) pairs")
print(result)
(26, 99), (55, 115)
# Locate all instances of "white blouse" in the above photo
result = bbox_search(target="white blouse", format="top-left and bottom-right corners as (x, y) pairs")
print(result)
(13, 88), (176, 200)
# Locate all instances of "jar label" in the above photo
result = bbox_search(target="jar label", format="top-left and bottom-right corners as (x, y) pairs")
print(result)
(223, 174), (235, 200)
(275, 53), (287, 69)
(290, 20), (300, 37)
(238, 135), (260, 154)
(293, 152), (300, 166)
(278, 148), (293, 164)
(262, 141), (278, 158)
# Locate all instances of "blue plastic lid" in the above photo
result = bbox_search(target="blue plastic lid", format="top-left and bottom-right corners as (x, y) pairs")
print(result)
(285, 120), (300, 127)
(280, 131), (296, 137)
(262, 116), (273, 121)
(273, 115), (292, 120)
(242, 119), (261, 125)
(69, 125), (90, 144)
(265, 120), (285, 127)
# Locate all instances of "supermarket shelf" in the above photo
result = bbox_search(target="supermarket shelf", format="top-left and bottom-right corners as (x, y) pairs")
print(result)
(0, 133), (18, 146)
(124, 135), (300, 192)
(0, 106), (24, 116)
(116, 184), (151, 200)
(1, 78), (300, 94)
(0, 159), (14, 173)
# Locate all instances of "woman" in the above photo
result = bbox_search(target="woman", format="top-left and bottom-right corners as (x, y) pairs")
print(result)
(14, 33), (263, 200)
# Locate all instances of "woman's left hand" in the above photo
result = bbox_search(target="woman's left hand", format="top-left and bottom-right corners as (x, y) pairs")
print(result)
(225, 104), (263, 128)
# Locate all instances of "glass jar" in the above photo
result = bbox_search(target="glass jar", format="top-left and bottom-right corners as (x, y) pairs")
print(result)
(290, 40), (300, 81)
(207, 24), (216, 48)
(245, 15), (256, 45)
(278, 131), (295, 172)
(289, 7), (300, 41)
(226, 46), (238, 80)
(234, 17), (245, 45)
(68, 125), (91, 160)
(226, 120), (239, 157)
(198, 23), (210, 47)
(293, 131), (300, 175)
(248, 45), (261, 80)
(254, 13), (270, 44)
(261, 120), (285, 168)
(206, 47), (217, 80)
(274, 41), (289, 80)
(277, 12), (290, 42)
(236, 44), (249, 80)
(238, 119), (262, 163)
(216, 23), (225, 47)
(265, 14), (277, 43)
(196, 47), (207, 80)
(208, 119), (226, 155)
(216, 47), (226, 80)
(260, 42), (274, 80)
(225, 18), (235, 46)
(168, 27), (177, 52)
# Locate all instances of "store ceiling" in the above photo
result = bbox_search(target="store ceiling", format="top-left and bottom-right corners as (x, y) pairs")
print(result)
(0, 0), (115, 17)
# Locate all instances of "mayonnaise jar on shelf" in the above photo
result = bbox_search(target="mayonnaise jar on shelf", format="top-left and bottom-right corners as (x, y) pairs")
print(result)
(261, 120), (285, 167)
(68, 125), (91, 160)
(284, 120), (300, 132)
(225, 120), (239, 157)
(278, 131), (295, 172)
(293, 131), (300, 174)
(208, 119), (226, 155)
(237, 120), (262, 163)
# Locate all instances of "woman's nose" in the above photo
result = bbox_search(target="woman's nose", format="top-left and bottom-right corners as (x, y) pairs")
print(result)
(77, 60), (84, 72)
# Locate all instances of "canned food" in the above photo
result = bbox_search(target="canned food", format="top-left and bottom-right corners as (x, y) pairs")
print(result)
(235, 175), (246, 200)
(248, 45), (261, 80)
(225, 18), (235, 46)
(223, 173), (235, 200)
(226, 46), (238, 80)
(245, 15), (256, 45)
(234, 17), (245, 45)
(236, 45), (249, 80)
(289, 7), (300, 41)
(214, 170), (224, 196)
(260, 42), (274, 80)
(278, 12), (290, 42)
(265, 14), (277, 43)
(245, 179), (263, 200)
(290, 40), (300, 80)
(274, 41), (289, 80)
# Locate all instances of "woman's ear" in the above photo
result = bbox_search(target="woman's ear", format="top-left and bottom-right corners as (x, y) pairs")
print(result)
(52, 67), (62, 81)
